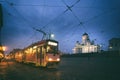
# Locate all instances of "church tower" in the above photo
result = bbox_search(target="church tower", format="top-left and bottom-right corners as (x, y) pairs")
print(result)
(82, 33), (90, 45)
(73, 32), (100, 53)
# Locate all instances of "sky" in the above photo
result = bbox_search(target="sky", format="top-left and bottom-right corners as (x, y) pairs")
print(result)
(0, 0), (120, 54)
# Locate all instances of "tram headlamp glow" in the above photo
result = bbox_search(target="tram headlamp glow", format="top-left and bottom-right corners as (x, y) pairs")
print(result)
(48, 58), (60, 61)
(48, 58), (53, 61)
(57, 58), (60, 61)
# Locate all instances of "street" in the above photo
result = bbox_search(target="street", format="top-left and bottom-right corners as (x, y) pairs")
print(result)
(0, 57), (120, 80)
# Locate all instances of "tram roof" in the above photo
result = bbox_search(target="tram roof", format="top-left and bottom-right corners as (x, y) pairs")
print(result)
(24, 39), (58, 49)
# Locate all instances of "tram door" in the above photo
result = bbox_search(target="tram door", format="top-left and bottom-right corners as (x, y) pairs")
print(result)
(36, 46), (46, 67)
(39, 46), (46, 66)
(40, 46), (42, 66)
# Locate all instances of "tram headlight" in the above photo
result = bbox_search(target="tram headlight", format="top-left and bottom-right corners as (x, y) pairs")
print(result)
(57, 58), (60, 61)
(48, 58), (60, 61)
(48, 58), (53, 61)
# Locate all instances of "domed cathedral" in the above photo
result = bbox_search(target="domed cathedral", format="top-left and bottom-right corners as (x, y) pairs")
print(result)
(82, 33), (90, 45)
(73, 33), (100, 54)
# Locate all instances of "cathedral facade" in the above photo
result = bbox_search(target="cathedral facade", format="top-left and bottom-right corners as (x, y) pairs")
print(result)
(73, 33), (100, 53)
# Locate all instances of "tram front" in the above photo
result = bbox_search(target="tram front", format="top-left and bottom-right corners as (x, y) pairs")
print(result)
(46, 40), (60, 68)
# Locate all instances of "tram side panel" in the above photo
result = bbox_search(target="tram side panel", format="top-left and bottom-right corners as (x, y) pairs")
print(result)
(37, 46), (47, 67)
(14, 51), (23, 62)
(24, 47), (36, 64)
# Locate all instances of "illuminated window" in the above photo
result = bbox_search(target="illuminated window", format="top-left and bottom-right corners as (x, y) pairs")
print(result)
(47, 45), (58, 53)
(48, 41), (57, 46)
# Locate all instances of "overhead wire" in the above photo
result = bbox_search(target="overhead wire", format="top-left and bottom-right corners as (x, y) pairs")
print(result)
(61, 0), (85, 39)
(39, 0), (81, 30)
(81, 8), (119, 42)
(16, 31), (37, 48)
(4, 0), (76, 30)
(57, 0), (82, 52)
(3, 0), (119, 52)
(4, 0), (97, 37)
(61, 0), (90, 34)
(60, 0), (103, 46)
(3, 0), (61, 48)
(61, 0), (119, 43)
(83, 9), (118, 24)
(12, 4), (65, 7)
(3, 0), (75, 50)
(61, 0), (83, 27)
(4, 0), (46, 49)
(4, 0), (41, 28)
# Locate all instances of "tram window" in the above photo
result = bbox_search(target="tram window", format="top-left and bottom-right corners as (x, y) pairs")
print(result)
(47, 46), (51, 52)
(37, 47), (40, 53)
(47, 46), (58, 53)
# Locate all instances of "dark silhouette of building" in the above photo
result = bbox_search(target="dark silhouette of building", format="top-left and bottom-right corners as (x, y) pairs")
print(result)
(108, 38), (120, 51)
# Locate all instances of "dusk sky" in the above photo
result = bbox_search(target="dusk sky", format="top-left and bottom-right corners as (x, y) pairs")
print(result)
(0, 0), (120, 54)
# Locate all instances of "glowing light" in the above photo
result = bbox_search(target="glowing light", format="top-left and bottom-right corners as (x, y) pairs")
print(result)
(51, 34), (54, 39)
(48, 58), (60, 62)
(29, 48), (32, 53)
(48, 41), (57, 46)
(48, 58), (52, 61)
(0, 53), (4, 57)
(2, 46), (6, 51)
(33, 46), (37, 49)
(109, 46), (112, 49)
(0, 46), (7, 51)
(19, 54), (22, 57)
(57, 58), (60, 61)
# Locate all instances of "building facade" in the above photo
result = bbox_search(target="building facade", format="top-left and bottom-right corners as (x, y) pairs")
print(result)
(108, 38), (120, 51)
(73, 33), (100, 53)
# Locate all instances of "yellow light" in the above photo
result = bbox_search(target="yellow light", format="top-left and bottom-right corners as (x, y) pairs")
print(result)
(29, 48), (32, 53)
(57, 58), (60, 61)
(2, 46), (6, 51)
(33, 46), (37, 49)
(48, 41), (57, 46)
(0, 53), (4, 57)
(0, 46), (7, 51)
(19, 54), (22, 57)
(48, 58), (53, 61)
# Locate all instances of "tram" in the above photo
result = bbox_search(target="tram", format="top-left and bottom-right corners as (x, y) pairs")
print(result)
(14, 39), (60, 68)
